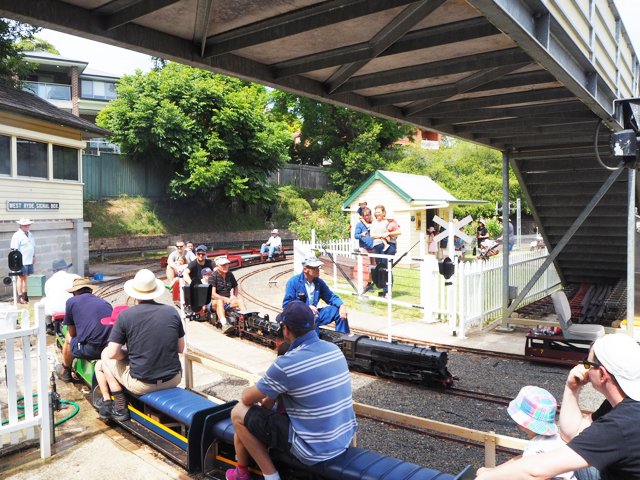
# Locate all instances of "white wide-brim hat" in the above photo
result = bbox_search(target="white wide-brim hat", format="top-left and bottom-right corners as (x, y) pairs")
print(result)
(16, 218), (33, 226)
(124, 269), (165, 300)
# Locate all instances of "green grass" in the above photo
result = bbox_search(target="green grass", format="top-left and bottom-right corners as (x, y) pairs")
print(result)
(84, 196), (267, 238)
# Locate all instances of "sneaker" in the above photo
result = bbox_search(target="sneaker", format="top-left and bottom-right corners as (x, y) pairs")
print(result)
(54, 364), (72, 382)
(107, 402), (130, 422)
(98, 399), (114, 420)
(221, 322), (235, 336)
(226, 468), (250, 480)
(363, 282), (374, 294)
(45, 324), (56, 336)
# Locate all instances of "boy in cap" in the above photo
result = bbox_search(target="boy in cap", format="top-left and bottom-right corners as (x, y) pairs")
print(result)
(282, 256), (349, 333)
(476, 334), (640, 480)
(260, 229), (282, 262)
(226, 301), (357, 480)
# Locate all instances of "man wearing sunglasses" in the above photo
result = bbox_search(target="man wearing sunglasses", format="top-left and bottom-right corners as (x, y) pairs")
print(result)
(476, 334), (640, 480)
(182, 245), (214, 285)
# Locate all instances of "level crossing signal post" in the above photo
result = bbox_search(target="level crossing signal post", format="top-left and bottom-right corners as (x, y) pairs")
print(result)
(6, 249), (23, 306)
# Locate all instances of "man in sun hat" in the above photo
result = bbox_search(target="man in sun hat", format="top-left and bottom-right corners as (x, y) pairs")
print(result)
(54, 277), (113, 382)
(476, 333), (640, 479)
(282, 256), (349, 333)
(260, 228), (282, 262)
(43, 259), (80, 334)
(94, 269), (184, 421)
(10, 218), (35, 304)
(226, 300), (357, 480)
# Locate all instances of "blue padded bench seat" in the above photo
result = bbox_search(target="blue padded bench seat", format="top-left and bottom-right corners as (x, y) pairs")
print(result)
(208, 416), (454, 480)
(140, 387), (219, 427)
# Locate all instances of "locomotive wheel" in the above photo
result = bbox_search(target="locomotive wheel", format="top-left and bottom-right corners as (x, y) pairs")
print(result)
(373, 363), (390, 378)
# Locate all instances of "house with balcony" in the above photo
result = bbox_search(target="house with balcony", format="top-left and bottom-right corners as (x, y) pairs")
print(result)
(21, 51), (120, 155)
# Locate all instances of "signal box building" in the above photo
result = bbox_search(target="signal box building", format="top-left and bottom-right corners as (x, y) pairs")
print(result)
(343, 170), (483, 262)
(0, 84), (109, 279)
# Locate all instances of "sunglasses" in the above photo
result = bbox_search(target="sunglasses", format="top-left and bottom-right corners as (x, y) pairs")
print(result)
(581, 358), (602, 370)
(196, 251), (206, 255)
(176, 245), (184, 248)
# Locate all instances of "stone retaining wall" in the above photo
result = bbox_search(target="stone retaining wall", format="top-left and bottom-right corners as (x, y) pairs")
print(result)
(89, 229), (295, 252)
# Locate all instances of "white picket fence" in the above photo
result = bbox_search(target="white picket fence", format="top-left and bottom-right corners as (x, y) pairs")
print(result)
(296, 237), (561, 338)
(0, 302), (51, 458)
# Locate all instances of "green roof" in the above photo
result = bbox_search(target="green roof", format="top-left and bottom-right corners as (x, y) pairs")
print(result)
(343, 170), (462, 208)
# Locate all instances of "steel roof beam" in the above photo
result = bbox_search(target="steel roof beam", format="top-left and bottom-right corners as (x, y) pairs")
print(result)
(333, 48), (531, 93)
(412, 87), (574, 116)
(202, 0), (418, 58)
(370, 70), (554, 106)
(467, 0), (620, 129)
(402, 63), (529, 116)
(273, 17), (498, 78)
(421, 100), (588, 122)
(193, 0), (214, 57)
(326, 0), (447, 94)
(99, 0), (181, 31)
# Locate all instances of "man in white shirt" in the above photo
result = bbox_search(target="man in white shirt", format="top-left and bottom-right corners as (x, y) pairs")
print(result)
(260, 229), (282, 262)
(10, 218), (36, 304)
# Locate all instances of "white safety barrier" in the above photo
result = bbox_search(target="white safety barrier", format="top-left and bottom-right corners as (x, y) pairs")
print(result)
(0, 302), (51, 458)
(297, 235), (560, 338)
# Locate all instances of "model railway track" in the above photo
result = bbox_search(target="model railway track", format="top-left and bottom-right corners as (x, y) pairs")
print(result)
(236, 263), (292, 313)
(185, 347), (519, 458)
(92, 262), (164, 301)
(447, 387), (511, 406)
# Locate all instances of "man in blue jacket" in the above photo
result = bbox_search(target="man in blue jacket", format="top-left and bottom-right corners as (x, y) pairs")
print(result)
(282, 256), (350, 333)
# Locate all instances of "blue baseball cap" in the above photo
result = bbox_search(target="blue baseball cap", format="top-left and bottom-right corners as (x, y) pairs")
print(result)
(196, 244), (208, 252)
(276, 301), (314, 330)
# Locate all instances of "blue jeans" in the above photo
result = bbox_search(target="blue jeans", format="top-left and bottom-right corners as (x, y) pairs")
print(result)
(260, 245), (281, 258)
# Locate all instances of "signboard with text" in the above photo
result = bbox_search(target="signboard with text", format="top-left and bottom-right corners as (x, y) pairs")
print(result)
(6, 201), (60, 211)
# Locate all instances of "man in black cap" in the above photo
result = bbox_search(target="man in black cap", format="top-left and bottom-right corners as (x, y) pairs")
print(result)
(54, 277), (113, 382)
(226, 301), (357, 480)
(182, 244), (213, 285)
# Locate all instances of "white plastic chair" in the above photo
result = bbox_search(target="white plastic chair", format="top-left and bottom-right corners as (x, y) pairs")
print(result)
(551, 291), (604, 341)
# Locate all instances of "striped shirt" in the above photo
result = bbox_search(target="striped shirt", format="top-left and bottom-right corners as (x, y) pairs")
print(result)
(256, 330), (357, 465)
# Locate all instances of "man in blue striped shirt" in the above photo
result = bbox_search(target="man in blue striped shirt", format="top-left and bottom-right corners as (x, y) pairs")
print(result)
(226, 301), (357, 480)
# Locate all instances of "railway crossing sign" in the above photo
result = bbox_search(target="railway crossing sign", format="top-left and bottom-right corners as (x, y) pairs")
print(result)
(432, 215), (473, 244)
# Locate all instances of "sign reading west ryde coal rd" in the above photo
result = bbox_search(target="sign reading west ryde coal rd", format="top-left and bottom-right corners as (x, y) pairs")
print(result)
(6, 201), (60, 211)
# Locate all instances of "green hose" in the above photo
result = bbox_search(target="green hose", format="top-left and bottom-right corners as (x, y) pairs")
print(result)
(0, 394), (80, 426)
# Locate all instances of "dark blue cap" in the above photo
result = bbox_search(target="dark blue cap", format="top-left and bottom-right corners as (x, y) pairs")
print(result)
(276, 301), (314, 330)
(196, 244), (208, 252)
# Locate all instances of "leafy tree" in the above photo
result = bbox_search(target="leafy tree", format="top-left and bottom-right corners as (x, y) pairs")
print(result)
(15, 37), (59, 54)
(289, 190), (349, 241)
(97, 63), (291, 206)
(0, 19), (39, 87)
(390, 139), (528, 219)
(271, 92), (413, 196)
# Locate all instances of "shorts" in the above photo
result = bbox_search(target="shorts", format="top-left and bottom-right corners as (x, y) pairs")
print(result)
(70, 337), (104, 360)
(98, 358), (181, 396)
(20, 264), (34, 275)
(244, 405), (292, 453)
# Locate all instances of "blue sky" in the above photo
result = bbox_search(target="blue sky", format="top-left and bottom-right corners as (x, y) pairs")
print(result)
(37, 0), (640, 78)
